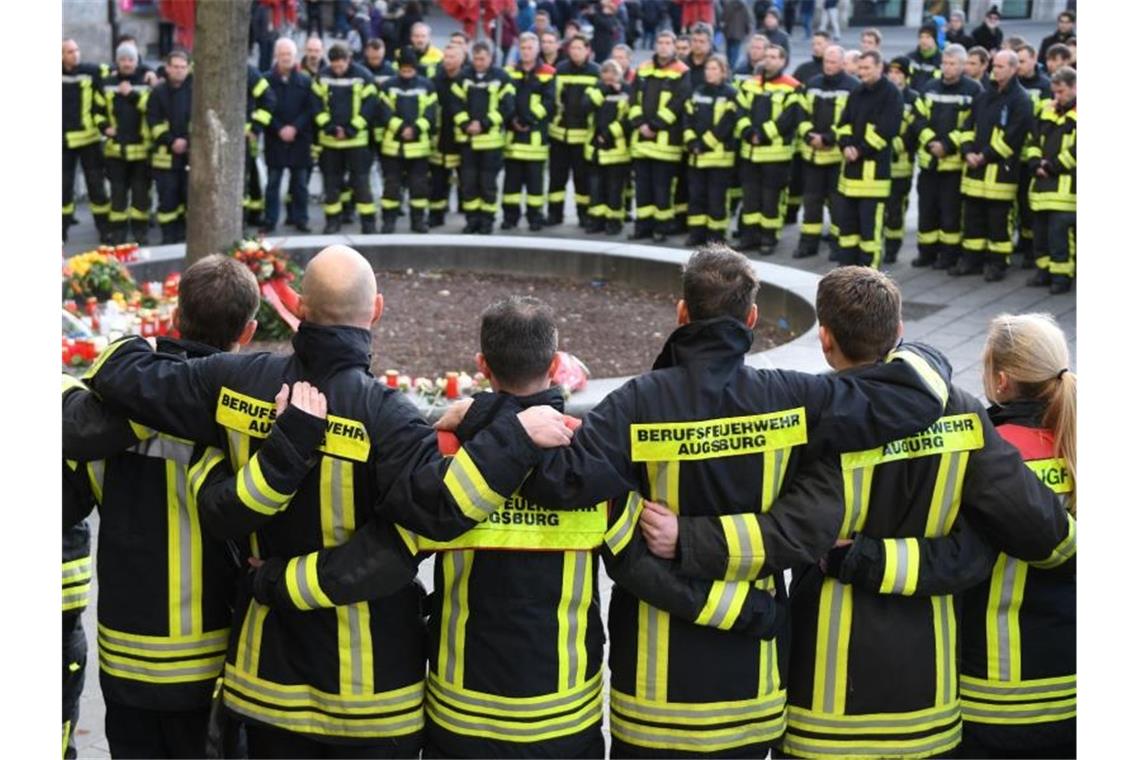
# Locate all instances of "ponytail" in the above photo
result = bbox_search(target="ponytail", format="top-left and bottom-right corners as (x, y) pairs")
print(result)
(1042, 368), (1077, 515)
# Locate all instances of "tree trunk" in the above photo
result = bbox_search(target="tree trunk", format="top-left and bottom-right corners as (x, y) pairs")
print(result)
(186, 0), (251, 264)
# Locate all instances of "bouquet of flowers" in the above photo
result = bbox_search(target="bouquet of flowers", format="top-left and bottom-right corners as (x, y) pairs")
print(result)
(229, 238), (304, 341)
(63, 249), (138, 304)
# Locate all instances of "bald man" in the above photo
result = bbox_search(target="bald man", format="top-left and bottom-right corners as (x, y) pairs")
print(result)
(83, 245), (575, 757)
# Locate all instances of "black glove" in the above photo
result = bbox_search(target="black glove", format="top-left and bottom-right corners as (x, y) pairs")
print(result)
(737, 588), (788, 640)
(251, 557), (288, 607)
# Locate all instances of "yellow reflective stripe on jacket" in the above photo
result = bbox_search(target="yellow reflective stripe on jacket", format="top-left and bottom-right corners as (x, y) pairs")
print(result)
(557, 551), (593, 690)
(840, 463), (875, 537)
(985, 553), (1029, 683)
(786, 701), (961, 741)
(443, 447), (507, 522)
(62, 556), (92, 586)
(605, 492), (644, 555)
(166, 458), (204, 638)
(611, 687), (787, 752)
(693, 580), (751, 630)
(61, 374), (86, 394)
(812, 578), (854, 714)
(879, 537), (921, 595)
(841, 414), (982, 470)
(86, 460), (106, 504)
(782, 716), (961, 757)
(961, 672), (1075, 725)
(630, 408), (807, 462)
(236, 452), (293, 515)
(1024, 457), (1073, 494)
(98, 624), (228, 684)
(990, 126), (1014, 160)
(1030, 512), (1076, 570)
(215, 386), (371, 462)
(285, 553), (337, 610)
(437, 550), (474, 687)
(865, 123), (888, 151)
(719, 513), (766, 580)
(886, 348), (949, 407)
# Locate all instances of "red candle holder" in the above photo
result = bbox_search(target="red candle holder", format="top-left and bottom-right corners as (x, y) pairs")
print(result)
(445, 372), (460, 400)
(386, 370), (399, 388)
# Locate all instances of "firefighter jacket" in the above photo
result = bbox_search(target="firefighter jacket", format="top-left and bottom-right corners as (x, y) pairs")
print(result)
(629, 56), (691, 162)
(519, 318), (954, 755)
(549, 60), (601, 145)
(246, 64), (276, 157)
(736, 72), (802, 165)
(797, 71), (859, 166)
(1018, 72), (1053, 161)
(62, 518), (91, 627)
(313, 63), (378, 150)
(147, 75), (193, 169)
(504, 61), (556, 162)
(83, 323), (550, 744)
(834, 75), (903, 198)
(682, 82), (739, 169)
(892, 86), (920, 179)
(238, 386), (783, 758)
(264, 68), (318, 168)
(401, 44), (444, 79)
(733, 58), (764, 87)
(906, 47), (943, 92)
(1027, 98), (1076, 213)
(913, 75), (983, 173)
(64, 341), (245, 712)
(364, 59), (397, 91)
(101, 67), (151, 161)
(63, 63), (106, 149)
(453, 66), (515, 151)
(960, 79), (1033, 202)
(374, 73), (438, 159)
(583, 81), (632, 165)
(780, 386), (1074, 760)
(432, 63), (469, 166)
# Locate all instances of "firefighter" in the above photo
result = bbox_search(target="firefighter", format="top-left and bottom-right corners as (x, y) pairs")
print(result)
(100, 42), (152, 245)
(1026, 66), (1077, 294)
(61, 446), (98, 760)
(833, 50), (902, 269)
(729, 34), (769, 218)
(547, 35), (600, 228)
(958, 49), (1033, 281)
(1014, 44), (1054, 267)
(146, 50), (193, 245)
(794, 44), (858, 260)
(61, 256), (263, 758)
(629, 30), (691, 243)
(363, 37), (397, 87)
(405, 22), (445, 78)
(508, 245), (956, 759)
(735, 43), (800, 255)
(62, 38), (111, 244)
(884, 56), (919, 265)
(786, 32), (834, 230)
(681, 55), (738, 246)
(455, 41), (515, 235)
(244, 63), (276, 229)
(911, 44), (982, 270)
(583, 60), (633, 236)
(313, 43), (379, 234)
(673, 23), (717, 233)
(429, 44), (469, 228)
(224, 295), (786, 760)
(775, 270), (1074, 760)
(906, 23), (943, 92)
(82, 244), (576, 758)
(375, 47), (437, 234)
(502, 32), (556, 232)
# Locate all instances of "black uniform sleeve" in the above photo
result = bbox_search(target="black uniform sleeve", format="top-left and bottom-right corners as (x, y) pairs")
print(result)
(496, 74), (516, 133)
(370, 392), (545, 542)
(982, 93), (1032, 166)
(712, 89), (740, 145)
(863, 87), (902, 159)
(538, 74), (556, 127)
(627, 74), (647, 131)
(191, 404), (328, 541)
(420, 81), (439, 138)
(61, 376), (141, 461)
(675, 453), (844, 581)
(63, 460), (97, 529)
(147, 85), (173, 147)
(774, 88), (804, 145)
(81, 336), (232, 445)
(248, 69), (276, 133)
(519, 379), (642, 508)
(826, 514), (998, 596)
(603, 494), (784, 639)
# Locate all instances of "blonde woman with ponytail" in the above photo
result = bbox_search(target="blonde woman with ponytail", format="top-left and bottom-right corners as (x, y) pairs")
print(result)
(958, 312), (1077, 759)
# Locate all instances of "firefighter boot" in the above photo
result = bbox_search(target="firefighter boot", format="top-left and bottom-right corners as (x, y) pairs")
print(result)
(428, 210), (445, 228)
(380, 210), (397, 234)
(1049, 275), (1072, 295)
(360, 215), (377, 234)
(883, 238), (901, 264)
(794, 235), (820, 259)
(1026, 268), (1051, 287)
(410, 208), (428, 234)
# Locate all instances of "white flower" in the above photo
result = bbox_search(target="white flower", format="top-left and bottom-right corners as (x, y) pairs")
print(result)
(457, 372), (473, 392)
(241, 240), (260, 253)
(414, 377), (435, 394)
(435, 377), (447, 390)
(397, 374), (412, 391)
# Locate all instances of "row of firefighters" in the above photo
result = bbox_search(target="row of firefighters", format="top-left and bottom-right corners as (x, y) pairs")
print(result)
(62, 246), (1074, 759)
(63, 31), (1076, 290)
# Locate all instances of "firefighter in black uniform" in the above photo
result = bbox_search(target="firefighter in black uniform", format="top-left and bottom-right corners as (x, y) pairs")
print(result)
(62, 38), (111, 243)
(313, 43), (379, 234)
(82, 244), (574, 759)
(1014, 44), (1054, 266)
(547, 35), (600, 227)
(429, 44), (469, 227)
(147, 50), (193, 244)
(833, 50), (902, 269)
(884, 57), (919, 264)
(454, 41), (515, 235)
(583, 60), (633, 236)
(794, 44), (858, 260)
(786, 32), (832, 229)
(63, 256), (263, 758)
(510, 246), (957, 759)
(906, 23), (943, 92)
(958, 49), (1033, 282)
(629, 31), (691, 243)
(911, 43), (981, 270)
(101, 42), (152, 245)
(244, 64), (276, 229)
(1026, 67), (1077, 294)
(502, 33), (556, 232)
(681, 55), (738, 246)
(772, 268), (1074, 759)
(375, 48), (437, 233)
(363, 38), (397, 88)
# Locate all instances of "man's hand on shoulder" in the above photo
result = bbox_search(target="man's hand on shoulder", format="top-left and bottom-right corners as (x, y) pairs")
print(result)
(517, 405), (574, 448)
(433, 398), (474, 431)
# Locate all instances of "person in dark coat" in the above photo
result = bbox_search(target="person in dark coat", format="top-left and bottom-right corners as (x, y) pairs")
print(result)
(945, 10), (975, 49)
(972, 6), (1004, 52)
(262, 38), (318, 232)
(1037, 10), (1075, 66)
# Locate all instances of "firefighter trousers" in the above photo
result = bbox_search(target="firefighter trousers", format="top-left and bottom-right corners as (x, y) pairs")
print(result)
(633, 158), (679, 234)
(246, 722), (421, 759)
(502, 159), (546, 223)
(244, 148), (264, 223)
(1016, 166), (1035, 250)
(153, 158), (188, 242)
(687, 165), (732, 238)
(62, 615), (86, 760)
(800, 162), (841, 241)
(106, 158), (151, 240)
(429, 155), (461, 214)
(380, 156), (429, 220)
(588, 161), (630, 222)
(917, 169), (964, 264)
(319, 146), (375, 219)
(786, 154), (804, 223)
(673, 162), (689, 229)
(962, 196), (1014, 268)
(885, 176), (912, 244)
(104, 701), (211, 759)
(1032, 210), (1076, 280)
(459, 147), (503, 219)
(63, 142), (110, 232)
(739, 161), (790, 245)
(547, 141), (589, 222)
(836, 194), (886, 268)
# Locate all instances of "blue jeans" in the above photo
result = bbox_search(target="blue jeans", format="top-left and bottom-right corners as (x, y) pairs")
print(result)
(726, 39), (743, 69)
(265, 165), (311, 229)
